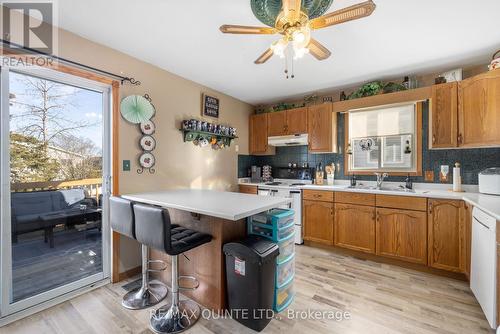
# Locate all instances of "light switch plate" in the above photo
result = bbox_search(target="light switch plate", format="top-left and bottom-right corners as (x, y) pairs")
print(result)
(123, 160), (131, 171)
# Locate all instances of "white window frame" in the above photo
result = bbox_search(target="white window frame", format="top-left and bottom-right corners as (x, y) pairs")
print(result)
(347, 102), (419, 174)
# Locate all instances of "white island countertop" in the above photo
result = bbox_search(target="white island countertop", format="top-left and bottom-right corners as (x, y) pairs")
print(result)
(122, 189), (291, 221)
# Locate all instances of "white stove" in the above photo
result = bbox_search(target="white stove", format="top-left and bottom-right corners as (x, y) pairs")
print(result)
(256, 168), (313, 245)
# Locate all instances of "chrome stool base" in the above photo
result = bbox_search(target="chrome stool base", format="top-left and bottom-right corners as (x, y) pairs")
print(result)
(122, 279), (168, 310)
(149, 299), (201, 334)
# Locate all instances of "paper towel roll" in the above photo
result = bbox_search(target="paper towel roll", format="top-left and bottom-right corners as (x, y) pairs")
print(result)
(453, 163), (461, 192)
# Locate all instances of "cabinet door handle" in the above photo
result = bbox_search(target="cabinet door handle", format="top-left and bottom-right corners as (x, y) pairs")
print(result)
(432, 134), (436, 144)
(457, 133), (463, 144)
(428, 202), (433, 214)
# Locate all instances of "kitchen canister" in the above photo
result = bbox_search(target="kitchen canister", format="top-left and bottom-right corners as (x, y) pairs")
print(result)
(489, 50), (500, 71)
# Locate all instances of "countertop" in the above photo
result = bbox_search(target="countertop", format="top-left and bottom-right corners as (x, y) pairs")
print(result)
(122, 189), (291, 221)
(239, 179), (500, 221)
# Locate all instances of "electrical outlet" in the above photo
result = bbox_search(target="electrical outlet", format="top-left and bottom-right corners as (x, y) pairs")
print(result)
(123, 160), (131, 172)
(424, 171), (434, 182)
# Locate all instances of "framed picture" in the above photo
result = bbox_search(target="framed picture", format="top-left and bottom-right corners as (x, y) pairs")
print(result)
(202, 93), (219, 118)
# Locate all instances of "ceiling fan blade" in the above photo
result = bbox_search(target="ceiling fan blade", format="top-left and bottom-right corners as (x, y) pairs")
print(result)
(307, 38), (331, 60)
(255, 48), (274, 64)
(219, 25), (276, 34)
(309, 0), (376, 30)
(282, 0), (302, 22)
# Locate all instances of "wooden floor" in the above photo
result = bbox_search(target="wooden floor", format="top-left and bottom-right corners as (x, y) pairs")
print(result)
(0, 245), (494, 334)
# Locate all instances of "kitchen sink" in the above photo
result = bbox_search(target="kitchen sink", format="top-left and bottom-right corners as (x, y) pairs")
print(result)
(347, 185), (415, 193)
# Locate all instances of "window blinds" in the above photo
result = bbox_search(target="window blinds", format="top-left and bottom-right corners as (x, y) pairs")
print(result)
(349, 103), (415, 138)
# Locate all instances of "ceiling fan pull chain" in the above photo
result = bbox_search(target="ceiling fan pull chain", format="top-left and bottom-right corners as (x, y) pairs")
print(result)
(284, 47), (289, 79)
(291, 55), (295, 79)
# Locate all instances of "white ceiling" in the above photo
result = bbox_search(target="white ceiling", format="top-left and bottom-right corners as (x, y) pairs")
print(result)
(57, 0), (500, 105)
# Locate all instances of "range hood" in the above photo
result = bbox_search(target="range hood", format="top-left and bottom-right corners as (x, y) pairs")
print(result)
(268, 134), (308, 147)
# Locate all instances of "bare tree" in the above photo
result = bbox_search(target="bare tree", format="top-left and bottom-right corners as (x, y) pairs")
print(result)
(10, 75), (97, 145)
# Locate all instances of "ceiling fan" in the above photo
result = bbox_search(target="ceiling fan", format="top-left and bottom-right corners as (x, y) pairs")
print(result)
(220, 0), (376, 65)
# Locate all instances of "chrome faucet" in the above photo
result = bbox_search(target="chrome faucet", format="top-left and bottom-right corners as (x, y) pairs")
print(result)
(375, 172), (389, 189)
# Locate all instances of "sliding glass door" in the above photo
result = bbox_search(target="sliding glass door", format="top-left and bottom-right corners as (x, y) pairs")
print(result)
(0, 65), (111, 317)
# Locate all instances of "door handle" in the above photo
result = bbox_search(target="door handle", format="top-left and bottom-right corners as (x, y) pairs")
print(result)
(104, 175), (112, 196)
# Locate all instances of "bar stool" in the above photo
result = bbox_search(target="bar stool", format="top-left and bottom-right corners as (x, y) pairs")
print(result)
(109, 196), (168, 309)
(133, 203), (212, 334)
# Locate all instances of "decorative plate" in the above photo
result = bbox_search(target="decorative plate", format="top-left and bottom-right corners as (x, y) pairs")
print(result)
(251, 0), (334, 27)
(140, 135), (156, 151)
(139, 152), (155, 168)
(140, 120), (156, 135)
(120, 95), (155, 124)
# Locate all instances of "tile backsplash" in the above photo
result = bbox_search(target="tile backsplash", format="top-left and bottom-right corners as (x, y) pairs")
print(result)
(238, 102), (500, 184)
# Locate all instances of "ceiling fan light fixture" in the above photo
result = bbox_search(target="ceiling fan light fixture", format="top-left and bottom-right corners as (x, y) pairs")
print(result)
(271, 38), (288, 58)
(293, 46), (310, 60)
(291, 25), (311, 50)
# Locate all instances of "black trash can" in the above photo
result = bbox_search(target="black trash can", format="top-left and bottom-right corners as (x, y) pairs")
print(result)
(223, 235), (279, 332)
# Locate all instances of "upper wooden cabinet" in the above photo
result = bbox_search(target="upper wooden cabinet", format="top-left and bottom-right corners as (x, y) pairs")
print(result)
(430, 82), (458, 148)
(303, 199), (334, 245)
(249, 114), (268, 154)
(428, 199), (466, 273)
(267, 108), (308, 136)
(307, 103), (338, 153)
(458, 69), (500, 147)
(376, 208), (427, 265)
(286, 107), (308, 134)
(334, 203), (376, 254)
(267, 111), (286, 136)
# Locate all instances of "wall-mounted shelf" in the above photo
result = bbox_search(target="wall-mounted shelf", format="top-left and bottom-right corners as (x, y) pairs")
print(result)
(179, 129), (238, 148)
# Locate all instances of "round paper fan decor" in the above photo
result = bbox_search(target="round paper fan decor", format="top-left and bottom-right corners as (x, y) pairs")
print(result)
(120, 95), (155, 124)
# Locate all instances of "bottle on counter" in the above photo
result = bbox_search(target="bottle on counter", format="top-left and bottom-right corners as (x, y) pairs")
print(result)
(453, 162), (462, 192)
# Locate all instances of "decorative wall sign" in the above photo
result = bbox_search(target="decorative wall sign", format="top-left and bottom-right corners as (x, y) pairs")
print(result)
(202, 93), (220, 118)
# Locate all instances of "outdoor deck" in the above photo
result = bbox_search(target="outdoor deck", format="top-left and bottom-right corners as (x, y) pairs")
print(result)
(12, 228), (102, 302)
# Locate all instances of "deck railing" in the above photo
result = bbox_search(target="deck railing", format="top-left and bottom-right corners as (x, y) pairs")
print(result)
(11, 178), (103, 201)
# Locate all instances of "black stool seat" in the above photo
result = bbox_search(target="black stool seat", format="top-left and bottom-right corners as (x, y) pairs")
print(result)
(170, 225), (212, 255)
(134, 203), (212, 256)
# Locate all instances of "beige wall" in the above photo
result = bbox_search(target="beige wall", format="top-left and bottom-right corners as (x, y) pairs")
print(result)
(5, 18), (253, 271)
(58, 31), (253, 271)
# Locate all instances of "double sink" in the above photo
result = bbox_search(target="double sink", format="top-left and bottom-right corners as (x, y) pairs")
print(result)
(347, 184), (416, 193)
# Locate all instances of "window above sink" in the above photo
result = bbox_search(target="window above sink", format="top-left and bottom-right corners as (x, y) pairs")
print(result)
(346, 102), (423, 176)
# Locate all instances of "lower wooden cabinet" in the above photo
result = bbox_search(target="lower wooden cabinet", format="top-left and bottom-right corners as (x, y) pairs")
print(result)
(238, 184), (257, 195)
(376, 208), (427, 265)
(334, 203), (375, 254)
(428, 199), (466, 273)
(303, 200), (334, 245)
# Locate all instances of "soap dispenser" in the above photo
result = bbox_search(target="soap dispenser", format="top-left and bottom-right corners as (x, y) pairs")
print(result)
(405, 174), (413, 190)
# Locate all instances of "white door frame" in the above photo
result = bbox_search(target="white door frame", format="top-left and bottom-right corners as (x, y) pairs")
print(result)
(0, 64), (112, 318)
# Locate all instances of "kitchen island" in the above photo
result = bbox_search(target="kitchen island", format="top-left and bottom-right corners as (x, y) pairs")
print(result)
(122, 189), (291, 310)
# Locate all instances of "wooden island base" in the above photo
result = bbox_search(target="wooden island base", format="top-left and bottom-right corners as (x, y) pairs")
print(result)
(149, 208), (246, 310)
